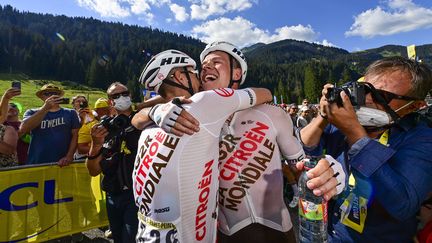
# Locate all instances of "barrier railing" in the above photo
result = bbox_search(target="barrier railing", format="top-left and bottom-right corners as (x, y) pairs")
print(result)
(0, 161), (109, 242)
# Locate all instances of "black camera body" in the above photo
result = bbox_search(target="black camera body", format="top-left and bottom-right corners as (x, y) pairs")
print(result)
(99, 114), (130, 141)
(326, 82), (366, 107)
(80, 101), (89, 109)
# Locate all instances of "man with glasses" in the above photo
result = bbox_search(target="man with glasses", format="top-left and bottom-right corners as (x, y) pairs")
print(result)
(300, 56), (432, 242)
(86, 82), (140, 242)
(21, 84), (80, 166)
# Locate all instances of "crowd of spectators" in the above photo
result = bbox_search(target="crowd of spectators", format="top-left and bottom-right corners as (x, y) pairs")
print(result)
(0, 83), (118, 167)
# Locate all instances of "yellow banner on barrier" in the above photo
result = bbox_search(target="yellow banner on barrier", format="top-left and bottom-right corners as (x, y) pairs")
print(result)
(0, 162), (109, 242)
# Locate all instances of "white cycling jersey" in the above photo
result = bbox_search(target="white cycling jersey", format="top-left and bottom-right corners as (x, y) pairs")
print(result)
(133, 88), (257, 243)
(218, 104), (305, 235)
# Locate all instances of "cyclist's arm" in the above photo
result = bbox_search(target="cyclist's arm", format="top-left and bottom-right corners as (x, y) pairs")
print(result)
(249, 88), (272, 106)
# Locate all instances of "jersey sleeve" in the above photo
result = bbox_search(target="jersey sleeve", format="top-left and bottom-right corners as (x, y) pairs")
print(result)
(273, 107), (305, 163)
(186, 88), (257, 124)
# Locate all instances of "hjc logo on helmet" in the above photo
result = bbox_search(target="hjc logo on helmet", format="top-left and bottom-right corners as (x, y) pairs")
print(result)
(232, 48), (245, 61)
(160, 56), (189, 66)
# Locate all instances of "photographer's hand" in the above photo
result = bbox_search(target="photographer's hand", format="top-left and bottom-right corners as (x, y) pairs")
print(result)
(86, 124), (108, 176)
(42, 95), (60, 111)
(323, 91), (367, 146)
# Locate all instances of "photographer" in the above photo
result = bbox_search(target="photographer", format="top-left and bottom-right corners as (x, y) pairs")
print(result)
(300, 56), (432, 242)
(20, 84), (80, 166)
(86, 82), (139, 243)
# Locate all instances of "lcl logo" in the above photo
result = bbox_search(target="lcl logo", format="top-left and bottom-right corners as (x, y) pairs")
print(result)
(0, 180), (73, 211)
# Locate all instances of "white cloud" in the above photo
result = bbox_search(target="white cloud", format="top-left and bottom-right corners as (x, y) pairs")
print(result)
(190, 0), (255, 20)
(192, 16), (326, 48)
(316, 39), (337, 47)
(128, 0), (151, 15)
(77, 0), (131, 18)
(170, 3), (189, 22)
(346, 0), (432, 38)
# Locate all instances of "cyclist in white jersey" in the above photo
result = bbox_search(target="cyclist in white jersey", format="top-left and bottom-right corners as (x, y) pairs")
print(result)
(132, 49), (272, 243)
(151, 42), (346, 243)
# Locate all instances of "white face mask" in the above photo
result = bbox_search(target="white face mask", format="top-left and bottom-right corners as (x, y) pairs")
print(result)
(113, 96), (132, 111)
(356, 101), (415, 127)
(356, 107), (392, 127)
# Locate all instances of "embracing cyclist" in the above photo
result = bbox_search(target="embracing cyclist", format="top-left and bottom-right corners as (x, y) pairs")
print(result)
(132, 49), (272, 242)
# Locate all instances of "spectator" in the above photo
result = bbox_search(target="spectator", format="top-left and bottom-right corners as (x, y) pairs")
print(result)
(20, 84), (80, 166)
(300, 98), (310, 110)
(296, 106), (311, 128)
(86, 82), (140, 242)
(93, 98), (112, 120)
(287, 103), (299, 126)
(0, 123), (18, 167)
(72, 95), (97, 160)
(0, 87), (23, 165)
(4, 102), (30, 164)
(300, 56), (432, 242)
(0, 87), (21, 124)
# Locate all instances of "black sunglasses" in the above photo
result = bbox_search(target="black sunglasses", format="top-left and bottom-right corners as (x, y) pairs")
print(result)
(43, 91), (61, 96)
(372, 89), (419, 104)
(109, 90), (130, 99)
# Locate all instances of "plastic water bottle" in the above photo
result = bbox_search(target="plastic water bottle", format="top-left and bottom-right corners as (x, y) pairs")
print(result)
(298, 156), (328, 243)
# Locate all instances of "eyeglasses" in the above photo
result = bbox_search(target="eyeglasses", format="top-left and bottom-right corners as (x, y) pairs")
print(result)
(109, 90), (130, 99)
(373, 89), (419, 104)
(42, 92), (61, 96)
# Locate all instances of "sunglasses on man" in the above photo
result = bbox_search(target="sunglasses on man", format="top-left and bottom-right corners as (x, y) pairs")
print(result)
(109, 90), (130, 99)
(371, 89), (419, 104)
(43, 91), (61, 97)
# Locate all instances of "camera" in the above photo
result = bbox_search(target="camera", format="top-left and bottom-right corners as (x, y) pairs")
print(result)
(59, 97), (70, 104)
(99, 114), (130, 141)
(80, 100), (89, 109)
(326, 82), (366, 107)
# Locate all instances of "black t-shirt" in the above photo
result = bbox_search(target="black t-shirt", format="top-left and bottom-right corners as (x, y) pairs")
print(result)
(100, 113), (141, 194)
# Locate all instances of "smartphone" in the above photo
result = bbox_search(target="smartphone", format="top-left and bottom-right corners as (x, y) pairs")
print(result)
(11, 81), (21, 90)
(59, 97), (70, 104)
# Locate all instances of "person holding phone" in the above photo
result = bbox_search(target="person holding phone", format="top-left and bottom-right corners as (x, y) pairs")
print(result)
(20, 83), (80, 166)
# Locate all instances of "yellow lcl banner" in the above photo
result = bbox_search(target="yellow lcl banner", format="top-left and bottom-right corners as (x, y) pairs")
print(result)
(0, 162), (108, 242)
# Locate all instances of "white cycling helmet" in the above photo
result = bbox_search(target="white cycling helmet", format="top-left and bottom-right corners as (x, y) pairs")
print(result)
(200, 41), (247, 85)
(139, 49), (196, 93)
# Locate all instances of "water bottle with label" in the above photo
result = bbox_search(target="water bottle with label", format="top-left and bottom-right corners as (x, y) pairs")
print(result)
(298, 155), (328, 243)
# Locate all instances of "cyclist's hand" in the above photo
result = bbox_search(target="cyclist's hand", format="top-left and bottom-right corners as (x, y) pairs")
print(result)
(149, 98), (199, 136)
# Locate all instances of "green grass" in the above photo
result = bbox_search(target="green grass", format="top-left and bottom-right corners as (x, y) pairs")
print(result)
(1, 78), (107, 117)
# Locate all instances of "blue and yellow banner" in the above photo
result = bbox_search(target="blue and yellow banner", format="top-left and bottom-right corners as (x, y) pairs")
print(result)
(0, 162), (108, 242)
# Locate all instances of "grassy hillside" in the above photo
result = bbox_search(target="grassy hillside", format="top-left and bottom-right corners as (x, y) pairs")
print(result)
(1, 77), (107, 117)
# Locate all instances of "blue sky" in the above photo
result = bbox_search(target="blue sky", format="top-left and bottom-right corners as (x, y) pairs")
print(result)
(1, 0), (432, 52)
